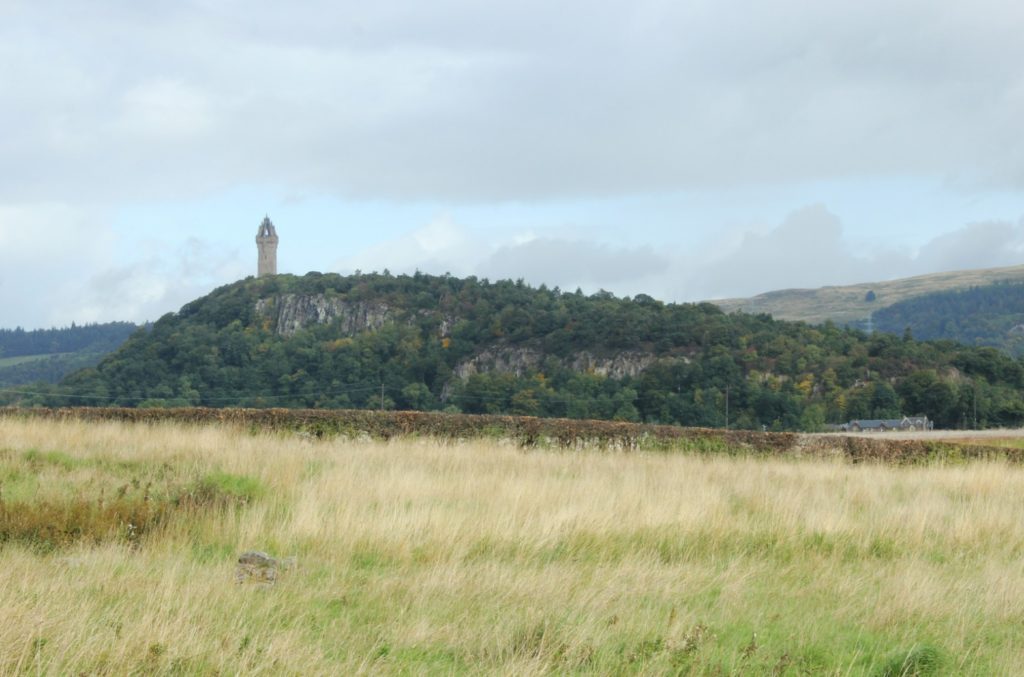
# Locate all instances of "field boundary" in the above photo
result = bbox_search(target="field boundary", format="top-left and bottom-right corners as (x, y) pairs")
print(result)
(1, 406), (1018, 463)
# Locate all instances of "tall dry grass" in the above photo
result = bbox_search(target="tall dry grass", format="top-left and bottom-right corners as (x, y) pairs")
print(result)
(1, 418), (1023, 674)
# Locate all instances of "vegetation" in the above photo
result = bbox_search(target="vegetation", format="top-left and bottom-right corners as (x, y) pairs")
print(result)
(873, 282), (1024, 356)
(0, 322), (137, 358)
(715, 263), (1024, 325)
(1, 417), (1022, 673)
(8, 272), (1024, 430)
(7, 406), (1021, 464)
(0, 322), (137, 387)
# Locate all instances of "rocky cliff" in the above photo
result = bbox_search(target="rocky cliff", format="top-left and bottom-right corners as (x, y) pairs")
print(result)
(451, 346), (663, 381)
(256, 294), (666, 380)
(255, 294), (392, 337)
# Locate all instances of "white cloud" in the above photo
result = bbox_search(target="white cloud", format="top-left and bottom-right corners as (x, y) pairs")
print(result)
(0, 204), (246, 327)
(336, 214), (484, 277)
(63, 237), (248, 326)
(333, 206), (1024, 305)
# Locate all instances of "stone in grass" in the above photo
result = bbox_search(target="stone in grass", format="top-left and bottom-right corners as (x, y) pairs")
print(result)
(236, 551), (297, 585)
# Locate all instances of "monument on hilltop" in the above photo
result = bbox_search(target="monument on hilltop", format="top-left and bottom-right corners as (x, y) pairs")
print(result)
(256, 216), (279, 277)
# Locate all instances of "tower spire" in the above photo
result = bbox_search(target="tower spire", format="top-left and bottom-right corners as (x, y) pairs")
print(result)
(256, 216), (279, 277)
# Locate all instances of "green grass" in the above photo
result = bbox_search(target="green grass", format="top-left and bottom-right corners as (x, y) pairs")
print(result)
(0, 353), (62, 368)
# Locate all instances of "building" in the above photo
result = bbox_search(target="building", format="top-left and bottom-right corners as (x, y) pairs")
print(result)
(256, 216), (279, 277)
(844, 416), (932, 433)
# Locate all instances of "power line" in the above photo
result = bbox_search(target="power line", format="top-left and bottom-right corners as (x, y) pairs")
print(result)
(0, 380), (651, 409)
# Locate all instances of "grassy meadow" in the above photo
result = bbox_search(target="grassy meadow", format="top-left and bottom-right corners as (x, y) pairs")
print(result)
(1, 418), (1023, 674)
(0, 354), (52, 369)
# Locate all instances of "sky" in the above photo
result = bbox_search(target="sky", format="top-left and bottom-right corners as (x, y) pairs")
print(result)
(2, 0), (1024, 329)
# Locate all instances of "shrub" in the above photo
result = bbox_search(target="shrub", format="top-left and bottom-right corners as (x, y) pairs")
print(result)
(180, 471), (264, 507)
(875, 644), (944, 677)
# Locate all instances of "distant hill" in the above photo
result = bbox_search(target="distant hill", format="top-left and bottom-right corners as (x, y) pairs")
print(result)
(713, 264), (1024, 326)
(8, 272), (1024, 430)
(0, 322), (138, 387)
(872, 282), (1024, 356)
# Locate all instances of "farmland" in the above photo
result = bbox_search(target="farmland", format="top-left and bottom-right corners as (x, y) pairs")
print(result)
(2, 415), (1023, 674)
(0, 354), (54, 368)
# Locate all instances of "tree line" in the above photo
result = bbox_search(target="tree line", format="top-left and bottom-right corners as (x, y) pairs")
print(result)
(5, 272), (1024, 430)
(872, 282), (1024, 355)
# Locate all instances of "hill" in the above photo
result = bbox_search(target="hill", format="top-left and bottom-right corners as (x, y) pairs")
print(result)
(0, 322), (137, 387)
(713, 264), (1024, 325)
(11, 272), (1024, 430)
(872, 282), (1024, 355)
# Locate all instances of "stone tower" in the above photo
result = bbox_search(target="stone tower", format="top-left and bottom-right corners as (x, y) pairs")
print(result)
(256, 216), (279, 277)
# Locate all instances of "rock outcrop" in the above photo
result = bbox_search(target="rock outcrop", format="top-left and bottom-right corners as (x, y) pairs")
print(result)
(453, 346), (545, 379)
(451, 346), (666, 381)
(255, 294), (670, 384)
(255, 294), (391, 337)
(569, 350), (660, 379)
(236, 550), (296, 585)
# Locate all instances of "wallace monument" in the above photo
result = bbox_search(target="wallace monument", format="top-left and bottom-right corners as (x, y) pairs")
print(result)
(256, 216), (279, 277)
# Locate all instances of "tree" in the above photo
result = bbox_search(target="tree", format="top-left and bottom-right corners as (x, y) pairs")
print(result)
(898, 371), (958, 427)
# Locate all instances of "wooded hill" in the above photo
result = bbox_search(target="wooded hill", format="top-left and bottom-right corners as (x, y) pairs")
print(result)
(873, 282), (1024, 356)
(9, 272), (1024, 430)
(0, 322), (137, 387)
(714, 264), (1024, 326)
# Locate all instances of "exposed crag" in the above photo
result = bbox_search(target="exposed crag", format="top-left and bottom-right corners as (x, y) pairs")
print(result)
(256, 294), (392, 337)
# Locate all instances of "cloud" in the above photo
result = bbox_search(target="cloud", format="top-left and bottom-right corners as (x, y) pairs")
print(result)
(0, 204), (246, 327)
(0, 204), (115, 327)
(119, 80), (215, 139)
(6, 199), (1024, 329)
(64, 238), (249, 326)
(2, 1), (1024, 203)
(689, 210), (1024, 300)
(334, 206), (1024, 306)
(4, 2), (1024, 327)
(334, 215), (672, 296)
(479, 239), (669, 290)
(335, 214), (484, 277)
(686, 205), (882, 298)
(913, 220), (1024, 272)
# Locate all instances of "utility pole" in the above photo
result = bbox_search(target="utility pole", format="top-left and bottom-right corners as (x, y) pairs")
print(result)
(973, 382), (978, 430)
(380, 382), (385, 411)
(725, 386), (730, 430)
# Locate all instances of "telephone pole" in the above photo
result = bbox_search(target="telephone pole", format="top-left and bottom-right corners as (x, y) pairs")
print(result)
(725, 386), (730, 430)
(973, 382), (978, 429)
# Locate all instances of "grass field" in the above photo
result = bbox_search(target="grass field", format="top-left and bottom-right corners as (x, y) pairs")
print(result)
(2, 418), (1023, 674)
(0, 353), (55, 368)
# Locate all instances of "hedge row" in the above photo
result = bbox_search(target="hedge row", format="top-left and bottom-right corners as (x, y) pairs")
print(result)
(801, 435), (1024, 464)
(0, 406), (796, 452)
(0, 407), (1016, 463)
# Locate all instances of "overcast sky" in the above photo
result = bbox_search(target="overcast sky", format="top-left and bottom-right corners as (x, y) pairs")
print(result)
(3, 0), (1024, 328)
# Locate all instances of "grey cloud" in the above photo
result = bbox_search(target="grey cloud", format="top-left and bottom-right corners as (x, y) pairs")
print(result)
(691, 205), (865, 298)
(913, 220), (1024, 273)
(688, 210), (1024, 301)
(335, 207), (1024, 306)
(67, 238), (249, 325)
(3, 1), (1024, 203)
